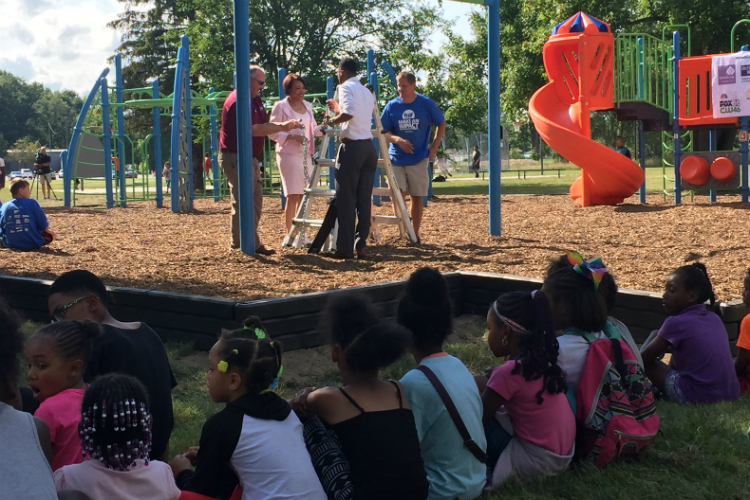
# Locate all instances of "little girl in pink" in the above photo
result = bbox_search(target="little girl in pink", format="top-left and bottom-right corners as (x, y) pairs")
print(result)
(25, 320), (102, 471)
(54, 373), (180, 500)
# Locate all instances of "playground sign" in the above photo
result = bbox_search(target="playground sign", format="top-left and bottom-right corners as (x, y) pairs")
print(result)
(711, 52), (750, 118)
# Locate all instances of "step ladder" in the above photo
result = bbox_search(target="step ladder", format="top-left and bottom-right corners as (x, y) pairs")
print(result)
(285, 98), (417, 251)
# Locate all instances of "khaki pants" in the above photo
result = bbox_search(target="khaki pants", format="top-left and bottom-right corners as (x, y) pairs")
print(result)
(219, 150), (263, 248)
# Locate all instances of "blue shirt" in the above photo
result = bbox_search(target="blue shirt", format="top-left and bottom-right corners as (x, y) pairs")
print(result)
(400, 354), (486, 500)
(381, 95), (445, 166)
(0, 198), (48, 250)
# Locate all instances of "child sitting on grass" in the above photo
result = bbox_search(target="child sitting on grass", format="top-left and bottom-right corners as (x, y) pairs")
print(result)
(0, 296), (59, 499)
(25, 320), (102, 471)
(171, 317), (326, 500)
(542, 253), (612, 393)
(479, 291), (575, 487)
(47, 270), (177, 462)
(397, 268), (486, 500)
(0, 178), (55, 250)
(736, 269), (750, 394)
(54, 373), (180, 500)
(641, 263), (739, 404)
(291, 294), (429, 500)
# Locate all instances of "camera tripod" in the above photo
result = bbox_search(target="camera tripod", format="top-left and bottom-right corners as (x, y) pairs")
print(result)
(30, 169), (58, 201)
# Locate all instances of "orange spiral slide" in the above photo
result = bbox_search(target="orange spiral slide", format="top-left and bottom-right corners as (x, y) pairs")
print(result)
(529, 13), (644, 206)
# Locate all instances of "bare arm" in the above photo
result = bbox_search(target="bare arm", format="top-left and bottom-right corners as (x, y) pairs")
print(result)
(33, 417), (53, 465)
(480, 386), (506, 423)
(641, 334), (670, 368)
(252, 120), (300, 137)
(428, 121), (447, 159)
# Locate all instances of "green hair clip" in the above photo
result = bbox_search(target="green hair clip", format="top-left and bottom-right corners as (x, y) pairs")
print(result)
(217, 360), (229, 373)
(243, 324), (266, 340)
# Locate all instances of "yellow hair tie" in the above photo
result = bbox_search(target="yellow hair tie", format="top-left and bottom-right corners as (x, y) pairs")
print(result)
(232, 349), (239, 354)
(217, 360), (229, 373)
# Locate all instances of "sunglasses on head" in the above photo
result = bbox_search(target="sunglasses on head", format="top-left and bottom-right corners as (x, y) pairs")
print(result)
(52, 296), (88, 322)
(253, 78), (265, 86)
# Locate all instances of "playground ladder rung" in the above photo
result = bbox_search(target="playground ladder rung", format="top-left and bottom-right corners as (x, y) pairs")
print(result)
(303, 188), (336, 196)
(291, 218), (324, 226)
(372, 215), (401, 224)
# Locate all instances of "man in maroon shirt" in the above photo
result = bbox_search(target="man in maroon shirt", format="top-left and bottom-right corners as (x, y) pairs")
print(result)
(219, 65), (300, 254)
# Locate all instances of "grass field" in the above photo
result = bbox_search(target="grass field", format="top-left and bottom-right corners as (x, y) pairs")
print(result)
(162, 315), (750, 500)
(2, 166), (723, 207)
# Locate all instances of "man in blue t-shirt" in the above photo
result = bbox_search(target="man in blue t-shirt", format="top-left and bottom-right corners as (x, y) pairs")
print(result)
(381, 72), (446, 241)
(0, 179), (55, 250)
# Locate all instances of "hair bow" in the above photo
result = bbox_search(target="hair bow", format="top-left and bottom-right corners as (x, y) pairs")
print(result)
(565, 250), (608, 290)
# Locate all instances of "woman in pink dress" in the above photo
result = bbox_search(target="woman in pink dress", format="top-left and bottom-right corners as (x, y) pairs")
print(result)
(270, 74), (321, 239)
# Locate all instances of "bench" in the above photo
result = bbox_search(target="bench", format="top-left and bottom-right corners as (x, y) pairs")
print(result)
(478, 169), (562, 180)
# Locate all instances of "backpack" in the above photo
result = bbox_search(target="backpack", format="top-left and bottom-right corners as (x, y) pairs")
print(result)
(564, 324), (659, 467)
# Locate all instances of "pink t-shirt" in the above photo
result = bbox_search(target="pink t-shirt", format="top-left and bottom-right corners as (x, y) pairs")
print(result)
(35, 388), (85, 471)
(487, 361), (575, 455)
(54, 459), (180, 500)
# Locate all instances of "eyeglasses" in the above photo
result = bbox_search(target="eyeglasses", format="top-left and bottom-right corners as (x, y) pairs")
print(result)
(253, 78), (265, 87)
(52, 296), (87, 322)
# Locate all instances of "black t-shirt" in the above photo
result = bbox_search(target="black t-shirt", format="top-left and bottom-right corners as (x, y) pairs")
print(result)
(35, 154), (51, 174)
(84, 323), (177, 460)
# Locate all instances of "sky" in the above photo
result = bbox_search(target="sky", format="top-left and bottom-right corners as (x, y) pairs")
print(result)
(0, 0), (479, 95)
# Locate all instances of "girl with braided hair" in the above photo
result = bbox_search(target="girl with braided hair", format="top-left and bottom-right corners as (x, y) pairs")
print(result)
(480, 291), (575, 488)
(25, 320), (102, 471)
(170, 317), (326, 500)
(53, 373), (180, 500)
(641, 263), (739, 404)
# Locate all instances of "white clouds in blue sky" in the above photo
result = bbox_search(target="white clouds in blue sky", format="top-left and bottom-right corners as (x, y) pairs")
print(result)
(0, 0), (477, 95)
(0, 0), (123, 94)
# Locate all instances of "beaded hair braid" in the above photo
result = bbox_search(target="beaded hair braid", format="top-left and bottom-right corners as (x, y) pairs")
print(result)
(79, 373), (152, 471)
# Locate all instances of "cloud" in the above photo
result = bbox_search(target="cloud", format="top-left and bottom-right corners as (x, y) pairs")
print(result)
(0, 57), (35, 80)
(16, 0), (53, 17)
(58, 25), (91, 42)
(10, 26), (34, 44)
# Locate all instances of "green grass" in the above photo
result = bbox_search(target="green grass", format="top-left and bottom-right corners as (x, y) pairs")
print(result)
(164, 315), (750, 500)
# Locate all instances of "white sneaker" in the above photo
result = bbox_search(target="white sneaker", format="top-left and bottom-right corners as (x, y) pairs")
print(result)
(282, 236), (291, 247)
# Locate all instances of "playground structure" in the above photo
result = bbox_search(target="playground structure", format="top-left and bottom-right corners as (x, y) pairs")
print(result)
(530, 12), (750, 206)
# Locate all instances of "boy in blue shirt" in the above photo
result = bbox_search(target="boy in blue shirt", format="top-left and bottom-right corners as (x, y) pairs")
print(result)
(0, 179), (55, 250)
(381, 73), (446, 242)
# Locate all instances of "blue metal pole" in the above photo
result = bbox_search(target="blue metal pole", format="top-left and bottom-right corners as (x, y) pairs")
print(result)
(182, 36), (194, 211)
(381, 61), (398, 86)
(424, 161), (432, 207)
(115, 55), (127, 208)
(170, 47), (186, 213)
(101, 79), (114, 209)
(487, 0), (501, 236)
(638, 121), (646, 203)
(327, 76), (336, 190)
(367, 50), (375, 81)
(209, 86), (221, 203)
(152, 80), (164, 208)
(369, 71), (381, 207)
(66, 68), (109, 207)
(278, 68), (287, 210)
(672, 31), (682, 206)
(233, 0), (255, 255)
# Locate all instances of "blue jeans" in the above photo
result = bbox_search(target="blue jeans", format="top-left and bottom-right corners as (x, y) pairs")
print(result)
(484, 417), (513, 479)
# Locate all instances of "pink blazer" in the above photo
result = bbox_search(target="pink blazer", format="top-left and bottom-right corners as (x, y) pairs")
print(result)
(269, 98), (321, 156)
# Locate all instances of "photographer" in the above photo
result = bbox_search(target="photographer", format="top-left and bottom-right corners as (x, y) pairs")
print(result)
(33, 146), (52, 200)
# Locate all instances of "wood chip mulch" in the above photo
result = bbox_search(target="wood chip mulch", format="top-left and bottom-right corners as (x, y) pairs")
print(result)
(2, 193), (749, 303)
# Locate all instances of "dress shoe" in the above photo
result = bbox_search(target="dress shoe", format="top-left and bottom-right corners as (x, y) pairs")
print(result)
(356, 248), (367, 259)
(255, 246), (276, 256)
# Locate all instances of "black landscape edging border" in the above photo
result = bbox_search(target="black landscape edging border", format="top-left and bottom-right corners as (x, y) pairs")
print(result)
(1, 272), (745, 353)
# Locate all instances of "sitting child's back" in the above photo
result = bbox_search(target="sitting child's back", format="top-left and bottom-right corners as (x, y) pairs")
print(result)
(658, 304), (737, 403)
(53, 373), (180, 500)
(0, 179), (50, 250)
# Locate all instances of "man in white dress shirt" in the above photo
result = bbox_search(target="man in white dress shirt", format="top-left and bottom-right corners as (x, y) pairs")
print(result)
(325, 58), (377, 259)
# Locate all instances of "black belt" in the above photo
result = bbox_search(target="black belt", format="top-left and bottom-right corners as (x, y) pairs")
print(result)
(340, 138), (371, 143)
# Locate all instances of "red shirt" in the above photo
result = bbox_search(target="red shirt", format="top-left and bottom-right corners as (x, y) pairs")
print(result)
(204, 157), (211, 174)
(219, 90), (269, 158)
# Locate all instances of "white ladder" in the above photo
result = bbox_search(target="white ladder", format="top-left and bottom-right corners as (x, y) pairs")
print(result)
(285, 99), (417, 250)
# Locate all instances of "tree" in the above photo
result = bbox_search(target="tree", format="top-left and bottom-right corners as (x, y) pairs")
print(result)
(6, 139), (41, 164)
(0, 71), (44, 146)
